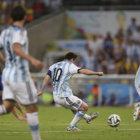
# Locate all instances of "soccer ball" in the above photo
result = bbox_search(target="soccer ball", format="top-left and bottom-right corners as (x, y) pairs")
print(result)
(108, 114), (121, 127)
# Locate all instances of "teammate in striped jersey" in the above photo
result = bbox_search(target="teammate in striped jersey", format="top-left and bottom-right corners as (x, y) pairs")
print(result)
(0, 6), (43, 140)
(133, 66), (140, 121)
(38, 52), (104, 131)
(0, 53), (26, 121)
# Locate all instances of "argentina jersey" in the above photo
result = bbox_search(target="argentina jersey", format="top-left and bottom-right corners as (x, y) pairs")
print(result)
(48, 61), (81, 97)
(0, 26), (30, 83)
(135, 66), (140, 85)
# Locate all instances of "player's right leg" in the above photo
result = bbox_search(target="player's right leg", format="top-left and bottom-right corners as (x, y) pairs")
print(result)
(12, 79), (41, 140)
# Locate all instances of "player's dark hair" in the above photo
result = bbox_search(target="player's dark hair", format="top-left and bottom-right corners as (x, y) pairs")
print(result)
(64, 52), (77, 60)
(11, 6), (26, 21)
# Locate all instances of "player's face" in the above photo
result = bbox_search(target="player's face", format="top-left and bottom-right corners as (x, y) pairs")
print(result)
(71, 58), (76, 63)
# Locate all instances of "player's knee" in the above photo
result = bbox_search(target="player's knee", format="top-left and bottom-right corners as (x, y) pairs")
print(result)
(25, 104), (38, 113)
(84, 103), (88, 112)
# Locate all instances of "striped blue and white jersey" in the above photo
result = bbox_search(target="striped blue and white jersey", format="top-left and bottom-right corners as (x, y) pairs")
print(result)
(48, 61), (80, 97)
(0, 26), (30, 83)
(135, 66), (140, 85)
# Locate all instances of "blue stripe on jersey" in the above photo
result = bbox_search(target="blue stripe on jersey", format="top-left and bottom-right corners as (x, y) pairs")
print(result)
(20, 58), (26, 82)
(63, 63), (71, 97)
(14, 66), (18, 82)
(13, 46), (17, 82)
(7, 30), (14, 82)
(2, 30), (8, 81)
(56, 61), (67, 96)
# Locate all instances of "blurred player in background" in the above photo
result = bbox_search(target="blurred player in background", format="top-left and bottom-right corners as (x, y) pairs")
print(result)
(38, 52), (103, 131)
(0, 6), (43, 140)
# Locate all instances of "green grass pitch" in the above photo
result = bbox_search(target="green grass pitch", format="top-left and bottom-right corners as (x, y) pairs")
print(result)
(0, 106), (140, 140)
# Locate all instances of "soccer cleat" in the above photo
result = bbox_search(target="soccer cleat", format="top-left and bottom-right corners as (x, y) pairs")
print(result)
(133, 102), (140, 121)
(86, 112), (99, 124)
(67, 125), (80, 132)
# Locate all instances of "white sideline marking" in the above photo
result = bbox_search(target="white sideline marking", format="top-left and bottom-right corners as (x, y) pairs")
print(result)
(0, 123), (140, 126)
(0, 128), (140, 134)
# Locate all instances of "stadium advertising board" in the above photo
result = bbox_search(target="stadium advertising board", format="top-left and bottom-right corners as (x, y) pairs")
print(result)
(66, 11), (140, 39)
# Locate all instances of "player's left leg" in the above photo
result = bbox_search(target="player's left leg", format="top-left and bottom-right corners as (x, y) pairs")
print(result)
(14, 79), (41, 140)
(25, 104), (41, 140)
(133, 83), (140, 121)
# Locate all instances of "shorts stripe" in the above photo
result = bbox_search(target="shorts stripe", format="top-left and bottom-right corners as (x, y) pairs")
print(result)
(26, 81), (33, 102)
(65, 97), (79, 108)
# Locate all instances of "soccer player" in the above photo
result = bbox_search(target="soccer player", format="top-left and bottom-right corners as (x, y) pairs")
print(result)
(37, 52), (104, 131)
(133, 66), (140, 121)
(0, 6), (43, 140)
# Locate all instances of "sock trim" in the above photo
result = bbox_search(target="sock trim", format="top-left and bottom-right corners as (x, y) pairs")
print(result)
(76, 112), (84, 118)
(30, 124), (39, 131)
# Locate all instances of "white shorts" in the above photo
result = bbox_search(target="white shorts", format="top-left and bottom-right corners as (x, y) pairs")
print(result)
(135, 83), (140, 96)
(53, 95), (83, 111)
(2, 79), (38, 105)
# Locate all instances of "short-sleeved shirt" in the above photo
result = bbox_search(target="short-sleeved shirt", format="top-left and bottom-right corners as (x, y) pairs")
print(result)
(0, 25), (30, 83)
(48, 61), (81, 97)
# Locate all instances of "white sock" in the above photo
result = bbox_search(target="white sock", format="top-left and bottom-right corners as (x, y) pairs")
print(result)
(27, 112), (41, 140)
(72, 111), (90, 121)
(70, 111), (86, 127)
(0, 104), (7, 114)
(83, 114), (91, 121)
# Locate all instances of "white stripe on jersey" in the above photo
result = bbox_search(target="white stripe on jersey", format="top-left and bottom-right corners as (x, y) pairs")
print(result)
(0, 26), (30, 83)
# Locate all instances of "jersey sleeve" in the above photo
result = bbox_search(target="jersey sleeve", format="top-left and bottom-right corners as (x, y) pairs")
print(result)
(12, 30), (27, 45)
(47, 65), (53, 78)
(69, 63), (81, 74)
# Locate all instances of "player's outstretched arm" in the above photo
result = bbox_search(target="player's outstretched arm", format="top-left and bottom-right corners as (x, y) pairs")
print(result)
(37, 75), (50, 96)
(79, 69), (104, 76)
(13, 43), (43, 69)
